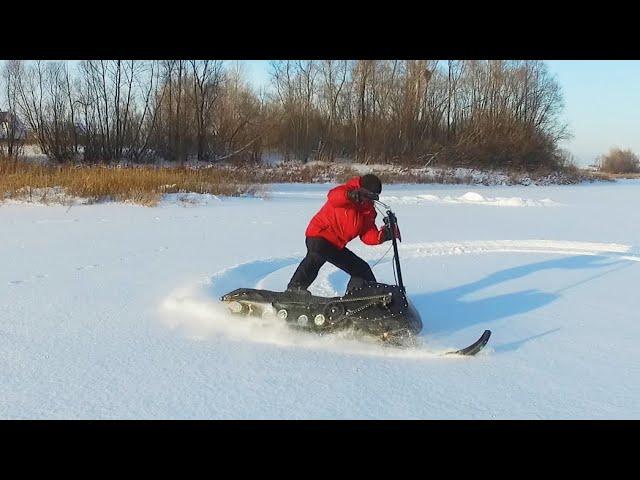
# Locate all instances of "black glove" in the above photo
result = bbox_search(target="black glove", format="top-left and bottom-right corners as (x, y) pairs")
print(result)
(347, 188), (379, 204)
(379, 226), (393, 243)
(379, 224), (401, 243)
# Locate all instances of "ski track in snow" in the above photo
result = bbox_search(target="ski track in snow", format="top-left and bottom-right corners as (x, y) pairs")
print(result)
(160, 239), (640, 358)
(6, 243), (171, 287)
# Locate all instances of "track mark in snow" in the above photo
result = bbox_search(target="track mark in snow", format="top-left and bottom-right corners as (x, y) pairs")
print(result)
(76, 264), (100, 271)
(33, 218), (80, 224)
(8, 274), (50, 286)
(396, 240), (640, 262)
(4, 242), (175, 288)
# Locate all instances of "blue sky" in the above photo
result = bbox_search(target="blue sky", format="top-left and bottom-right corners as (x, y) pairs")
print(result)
(240, 60), (640, 166)
(546, 60), (640, 165)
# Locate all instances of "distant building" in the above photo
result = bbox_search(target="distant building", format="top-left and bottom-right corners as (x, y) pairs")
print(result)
(0, 111), (28, 141)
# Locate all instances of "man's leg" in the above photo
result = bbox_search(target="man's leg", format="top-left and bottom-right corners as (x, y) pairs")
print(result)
(287, 238), (327, 291)
(309, 238), (376, 292)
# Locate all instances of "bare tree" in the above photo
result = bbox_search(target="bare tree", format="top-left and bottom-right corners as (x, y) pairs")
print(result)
(2, 59), (568, 171)
(1, 60), (26, 158)
(12, 61), (76, 162)
(190, 60), (224, 161)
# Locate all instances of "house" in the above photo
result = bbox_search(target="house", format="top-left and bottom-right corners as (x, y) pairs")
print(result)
(0, 111), (28, 141)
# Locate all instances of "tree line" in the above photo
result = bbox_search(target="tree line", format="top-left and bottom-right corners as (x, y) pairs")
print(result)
(0, 60), (570, 170)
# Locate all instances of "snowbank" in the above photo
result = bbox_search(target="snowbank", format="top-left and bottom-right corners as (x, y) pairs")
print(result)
(382, 191), (560, 207)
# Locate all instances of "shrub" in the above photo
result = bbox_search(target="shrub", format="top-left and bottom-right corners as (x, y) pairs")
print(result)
(598, 148), (640, 174)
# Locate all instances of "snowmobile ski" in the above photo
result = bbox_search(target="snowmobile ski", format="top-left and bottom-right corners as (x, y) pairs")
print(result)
(444, 330), (492, 356)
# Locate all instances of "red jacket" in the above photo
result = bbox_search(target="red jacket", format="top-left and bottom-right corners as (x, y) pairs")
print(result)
(305, 176), (384, 249)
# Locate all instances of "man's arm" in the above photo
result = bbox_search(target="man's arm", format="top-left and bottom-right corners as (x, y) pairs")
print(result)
(327, 185), (352, 208)
(361, 220), (401, 245)
(360, 212), (383, 245)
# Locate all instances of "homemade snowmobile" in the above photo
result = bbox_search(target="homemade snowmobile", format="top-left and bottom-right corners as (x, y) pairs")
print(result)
(220, 198), (491, 355)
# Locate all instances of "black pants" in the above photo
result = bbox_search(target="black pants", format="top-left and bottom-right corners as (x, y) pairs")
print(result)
(288, 236), (376, 293)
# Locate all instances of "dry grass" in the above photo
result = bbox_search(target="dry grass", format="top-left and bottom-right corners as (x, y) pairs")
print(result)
(0, 158), (263, 206)
(0, 156), (601, 207)
(598, 148), (640, 174)
(589, 171), (640, 181)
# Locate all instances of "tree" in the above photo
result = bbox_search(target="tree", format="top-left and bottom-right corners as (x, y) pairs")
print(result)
(1, 60), (26, 158)
(598, 148), (640, 174)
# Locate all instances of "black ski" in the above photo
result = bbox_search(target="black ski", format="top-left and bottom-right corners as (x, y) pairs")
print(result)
(444, 330), (492, 357)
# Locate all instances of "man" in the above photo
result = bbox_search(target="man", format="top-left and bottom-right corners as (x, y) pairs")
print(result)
(287, 174), (399, 295)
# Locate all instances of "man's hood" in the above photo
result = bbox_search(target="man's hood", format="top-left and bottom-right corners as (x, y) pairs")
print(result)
(345, 176), (362, 189)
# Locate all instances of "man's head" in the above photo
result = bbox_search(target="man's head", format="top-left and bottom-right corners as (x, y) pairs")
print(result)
(360, 174), (382, 194)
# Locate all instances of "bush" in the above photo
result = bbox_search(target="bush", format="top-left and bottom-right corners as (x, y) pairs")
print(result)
(598, 148), (640, 174)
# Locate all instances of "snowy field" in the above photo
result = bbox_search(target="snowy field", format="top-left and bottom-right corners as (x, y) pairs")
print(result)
(1, 181), (640, 419)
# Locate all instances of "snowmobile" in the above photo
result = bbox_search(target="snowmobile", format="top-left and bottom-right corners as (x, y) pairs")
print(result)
(220, 199), (491, 355)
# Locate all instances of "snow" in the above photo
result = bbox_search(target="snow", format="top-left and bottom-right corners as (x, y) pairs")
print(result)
(382, 191), (560, 207)
(1, 181), (640, 419)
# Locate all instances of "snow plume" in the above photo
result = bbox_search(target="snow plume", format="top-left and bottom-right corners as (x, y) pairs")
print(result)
(160, 282), (322, 345)
(159, 281), (452, 359)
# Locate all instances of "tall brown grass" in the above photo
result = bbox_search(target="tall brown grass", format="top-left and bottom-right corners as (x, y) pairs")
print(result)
(0, 157), (593, 207)
(0, 160), (464, 207)
(0, 159), (263, 206)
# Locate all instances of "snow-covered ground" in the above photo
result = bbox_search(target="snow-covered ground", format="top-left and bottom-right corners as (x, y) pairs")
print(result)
(2, 181), (640, 419)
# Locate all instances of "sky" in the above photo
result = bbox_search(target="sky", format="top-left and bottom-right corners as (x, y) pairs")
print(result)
(241, 60), (640, 167)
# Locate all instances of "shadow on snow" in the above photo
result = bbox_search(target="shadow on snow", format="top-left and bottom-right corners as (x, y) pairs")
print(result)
(410, 255), (629, 342)
(206, 252), (633, 354)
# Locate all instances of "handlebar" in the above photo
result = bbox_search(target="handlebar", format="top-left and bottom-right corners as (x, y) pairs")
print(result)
(373, 198), (391, 210)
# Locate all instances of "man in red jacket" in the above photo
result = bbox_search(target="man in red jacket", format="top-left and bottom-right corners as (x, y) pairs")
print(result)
(287, 174), (398, 295)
